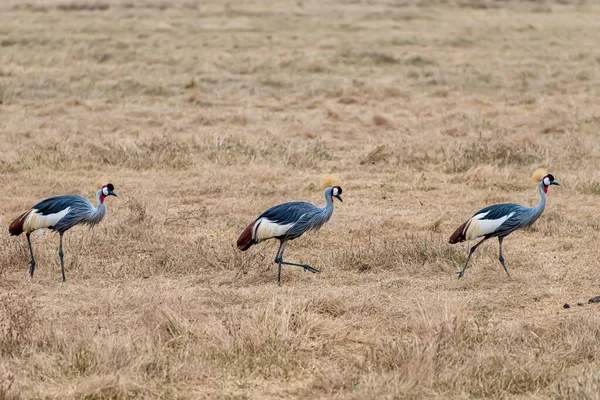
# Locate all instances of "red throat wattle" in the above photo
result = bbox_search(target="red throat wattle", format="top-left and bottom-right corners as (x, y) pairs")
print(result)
(100, 194), (106, 204)
(543, 186), (548, 194)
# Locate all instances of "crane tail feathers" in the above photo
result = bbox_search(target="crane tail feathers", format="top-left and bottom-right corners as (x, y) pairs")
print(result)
(237, 222), (256, 251)
(9, 211), (30, 236)
(449, 219), (469, 244)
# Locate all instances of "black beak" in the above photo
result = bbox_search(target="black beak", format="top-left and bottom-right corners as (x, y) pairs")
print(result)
(109, 191), (118, 197)
(551, 181), (560, 186)
(334, 194), (343, 203)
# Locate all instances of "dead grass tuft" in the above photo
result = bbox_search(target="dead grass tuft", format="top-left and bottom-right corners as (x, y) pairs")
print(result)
(443, 139), (546, 173)
(372, 113), (394, 127)
(333, 233), (463, 274)
(209, 298), (320, 379)
(406, 55), (438, 66)
(0, 237), (30, 276)
(461, 164), (503, 182)
(0, 294), (35, 357)
(0, 137), (334, 172)
(56, 2), (109, 11)
(576, 181), (600, 195)
(529, 211), (566, 237)
(360, 144), (391, 165)
(0, 368), (17, 400)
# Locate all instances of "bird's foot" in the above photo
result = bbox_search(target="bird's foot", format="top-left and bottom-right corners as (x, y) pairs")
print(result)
(280, 261), (320, 274)
(457, 270), (465, 279)
(302, 264), (320, 274)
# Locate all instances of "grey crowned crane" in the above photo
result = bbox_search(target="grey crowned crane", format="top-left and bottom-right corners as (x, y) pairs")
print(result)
(449, 169), (559, 278)
(9, 183), (118, 282)
(237, 176), (343, 285)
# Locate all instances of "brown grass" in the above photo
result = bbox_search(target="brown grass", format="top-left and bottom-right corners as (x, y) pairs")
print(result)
(1, 0), (600, 398)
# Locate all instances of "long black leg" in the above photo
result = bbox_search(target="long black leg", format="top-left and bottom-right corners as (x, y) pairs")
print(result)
(273, 241), (286, 286)
(498, 237), (510, 277)
(26, 233), (36, 278)
(273, 240), (320, 285)
(458, 238), (488, 279)
(59, 232), (66, 283)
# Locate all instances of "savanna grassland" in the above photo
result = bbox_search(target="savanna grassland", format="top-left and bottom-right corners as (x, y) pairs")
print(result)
(1, 0), (600, 398)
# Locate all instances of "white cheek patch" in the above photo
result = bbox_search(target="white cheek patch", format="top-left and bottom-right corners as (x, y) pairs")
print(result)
(543, 177), (550, 186)
(332, 187), (338, 196)
(102, 187), (109, 196)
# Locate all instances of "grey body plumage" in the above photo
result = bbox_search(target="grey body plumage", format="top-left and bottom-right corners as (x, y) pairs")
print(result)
(9, 183), (117, 282)
(237, 185), (343, 285)
(32, 194), (107, 232)
(449, 173), (558, 278)
(255, 197), (335, 241)
(470, 198), (545, 240)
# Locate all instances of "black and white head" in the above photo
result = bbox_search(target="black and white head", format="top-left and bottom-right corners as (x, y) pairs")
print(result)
(542, 174), (559, 189)
(99, 183), (118, 204)
(330, 186), (343, 203)
(320, 175), (343, 203)
(532, 169), (559, 194)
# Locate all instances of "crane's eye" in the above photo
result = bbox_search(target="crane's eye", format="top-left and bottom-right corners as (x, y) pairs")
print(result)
(102, 187), (109, 196)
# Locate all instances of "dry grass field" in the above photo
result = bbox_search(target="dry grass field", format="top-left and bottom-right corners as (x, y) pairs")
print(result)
(1, 0), (600, 398)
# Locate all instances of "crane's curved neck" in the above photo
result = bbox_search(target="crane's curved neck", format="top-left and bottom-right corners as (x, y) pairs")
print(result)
(532, 181), (547, 217)
(322, 188), (335, 216)
(90, 190), (108, 226)
(96, 190), (106, 207)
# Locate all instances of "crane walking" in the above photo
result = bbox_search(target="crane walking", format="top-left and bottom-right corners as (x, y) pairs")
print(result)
(449, 169), (559, 279)
(237, 176), (343, 285)
(9, 183), (118, 282)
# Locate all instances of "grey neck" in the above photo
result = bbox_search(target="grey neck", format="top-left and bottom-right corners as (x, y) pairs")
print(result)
(532, 181), (547, 219)
(322, 188), (335, 216)
(90, 190), (107, 226)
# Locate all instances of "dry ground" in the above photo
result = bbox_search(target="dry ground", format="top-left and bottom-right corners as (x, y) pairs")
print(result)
(1, 0), (600, 398)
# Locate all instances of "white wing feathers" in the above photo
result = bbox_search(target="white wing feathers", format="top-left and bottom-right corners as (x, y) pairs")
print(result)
(465, 211), (514, 241)
(253, 218), (294, 242)
(23, 207), (71, 233)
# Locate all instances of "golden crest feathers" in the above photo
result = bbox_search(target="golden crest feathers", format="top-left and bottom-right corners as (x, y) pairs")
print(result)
(531, 168), (547, 183)
(94, 176), (112, 189)
(320, 175), (341, 190)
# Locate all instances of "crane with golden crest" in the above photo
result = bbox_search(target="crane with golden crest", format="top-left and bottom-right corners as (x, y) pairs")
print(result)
(8, 181), (118, 282)
(237, 176), (343, 285)
(449, 168), (559, 279)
